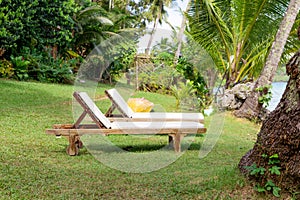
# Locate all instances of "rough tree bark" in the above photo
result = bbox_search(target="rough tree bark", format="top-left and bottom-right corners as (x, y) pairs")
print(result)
(239, 49), (300, 193)
(234, 0), (300, 120)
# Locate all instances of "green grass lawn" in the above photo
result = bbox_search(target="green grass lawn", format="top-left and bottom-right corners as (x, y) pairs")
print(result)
(0, 79), (271, 199)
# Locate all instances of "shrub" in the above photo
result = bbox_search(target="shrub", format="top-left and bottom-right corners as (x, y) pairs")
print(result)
(10, 55), (30, 81)
(0, 59), (14, 78)
(36, 58), (76, 84)
(0, 0), (80, 58)
(176, 57), (211, 110)
(7, 47), (79, 84)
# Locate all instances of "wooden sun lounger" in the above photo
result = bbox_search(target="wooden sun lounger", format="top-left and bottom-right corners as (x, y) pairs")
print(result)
(46, 92), (206, 155)
(105, 88), (205, 123)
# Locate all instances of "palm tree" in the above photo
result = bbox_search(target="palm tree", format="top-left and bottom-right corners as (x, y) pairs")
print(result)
(235, 0), (300, 119)
(152, 37), (175, 53)
(109, 0), (114, 11)
(73, 5), (114, 54)
(238, 26), (300, 195)
(73, 3), (139, 55)
(145, 0), (174, 55)
(188, 0), (292, 88)
(174, 0), (192, 62)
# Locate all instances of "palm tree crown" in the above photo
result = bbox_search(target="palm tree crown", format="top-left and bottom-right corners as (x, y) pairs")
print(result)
(188, 0), (294, 88)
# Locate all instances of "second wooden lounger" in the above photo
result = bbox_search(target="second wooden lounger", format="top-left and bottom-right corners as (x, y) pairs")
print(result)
(105, 88), (204, 123)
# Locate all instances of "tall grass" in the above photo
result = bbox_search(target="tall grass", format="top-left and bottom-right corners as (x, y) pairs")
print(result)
(0, 79), (268, 199)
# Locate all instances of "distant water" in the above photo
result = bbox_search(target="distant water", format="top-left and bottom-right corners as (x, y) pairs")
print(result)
(267, 82), (287, 111)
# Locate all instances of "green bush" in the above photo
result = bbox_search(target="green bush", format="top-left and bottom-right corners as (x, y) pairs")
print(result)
(176, 57), (211, 110)
(7, 47), (79, 84)
(138, 65), (181, 94)
(10, 55), (30, 81)
(137, 52), (181, 94)
(135, 52), (211, 111)
(36, 58), (76, 84)
(103, 45), (137, 83)
(0, 0), (80, 58)
(0, 59), (14, 78)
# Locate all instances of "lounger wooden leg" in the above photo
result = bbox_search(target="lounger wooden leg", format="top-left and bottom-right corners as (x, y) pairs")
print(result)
(169, 133), (184, 153)
(174, 133), (181, 153)
(66, 133), (80, 156)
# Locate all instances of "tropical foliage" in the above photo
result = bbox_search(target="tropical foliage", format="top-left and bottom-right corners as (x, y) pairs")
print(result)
(1, 0), (299, 105)
(188, 0), (300, 88)
(144, 0), (176, 54)
(0, 0), (147, 83)
(0, 0), (79, 58)
(72, 5), (114, 57)
(235, 0), (300, 120)
(0, 0), (82, 83)
(137, 37), (212, 111)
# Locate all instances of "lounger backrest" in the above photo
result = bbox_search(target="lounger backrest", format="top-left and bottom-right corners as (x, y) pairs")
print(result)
(75, 92), (112, 129)
(105, 88), (134, 118)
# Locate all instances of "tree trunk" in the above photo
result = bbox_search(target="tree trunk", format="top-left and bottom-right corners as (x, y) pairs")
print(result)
(174, 0), (191, 62)
(109, 0), (114, 11)
(145, 17), (159, 55)
(234, 0), (300, 120)
(239, 50), (300, 193)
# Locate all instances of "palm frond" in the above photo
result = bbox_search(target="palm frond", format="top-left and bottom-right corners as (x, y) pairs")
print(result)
(188, 0), (293, 86)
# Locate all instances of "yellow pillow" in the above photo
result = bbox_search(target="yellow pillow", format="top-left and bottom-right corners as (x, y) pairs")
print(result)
(127, 98), (154, 112)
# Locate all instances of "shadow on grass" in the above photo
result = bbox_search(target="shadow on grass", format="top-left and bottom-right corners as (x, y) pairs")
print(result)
(78, 134), (205, 154)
